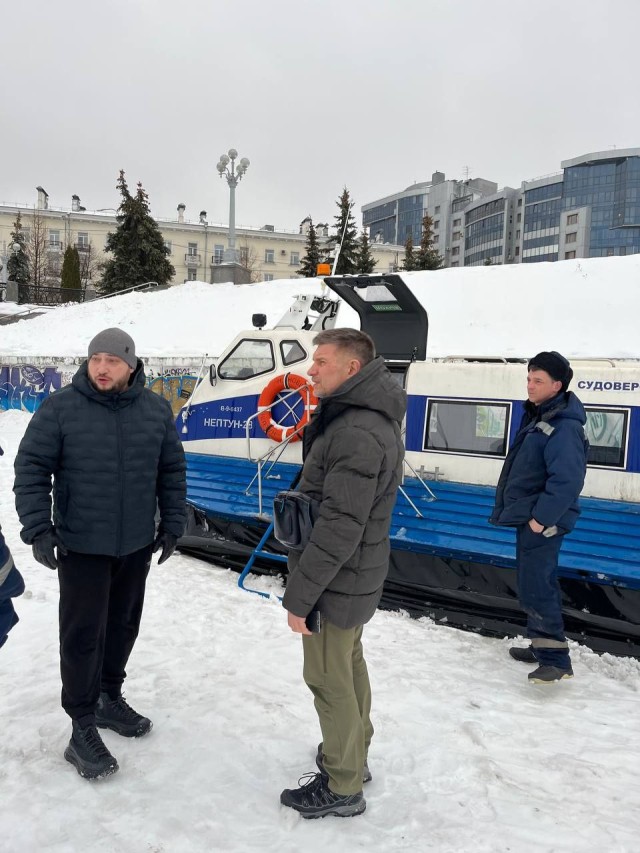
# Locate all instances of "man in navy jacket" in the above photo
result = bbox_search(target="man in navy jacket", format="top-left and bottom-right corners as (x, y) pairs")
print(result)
(490, 351), (588, 683)
(1, 446), (25, 650)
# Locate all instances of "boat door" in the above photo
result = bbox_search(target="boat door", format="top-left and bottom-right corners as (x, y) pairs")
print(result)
(323, 273), (429, 379)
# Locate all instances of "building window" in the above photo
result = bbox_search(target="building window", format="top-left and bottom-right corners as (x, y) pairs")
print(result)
(584, 407), (629, 468)
(435, 206), (441, 214)
(49, 230), (60, 247)
(453, 218), (461, 226)
(606, 247), (615, 256)
(516, 230), (521, 239)
(432, 234), (439, 243)
(620, 247), (627, 256)
(451, 261), (459, 267)
(187, 268), (197, 281)
(567, 213), (578, 225)
(424, 399), (511, 457)
(566, 232), (577, 244)
(164, 240), (172, 254)
(516, 213), (522, 223)
(264, 273), (274, 281)
(239, 247), (249, 266)
(515, 246), (520, 256)
(433, 220), (439, 229)
(451, 246), (460, 256)
(517, 198), (522, 206)
(77, 232), (89, 248)
(187, 242), (198, 256)
(565, 250), (576, 259)
(265, 249), (275, 263)
(290, 252), (300, 266)
(213, 244), (224, 264)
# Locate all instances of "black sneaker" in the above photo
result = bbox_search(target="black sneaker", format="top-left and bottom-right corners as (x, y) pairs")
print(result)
(316, 742), (372, 784)
(95, 692), (153, 737)
(509, 645), (537, 663)
(280, 772), (366, 819)
(528, 664), (574, 684)
(64, 721), (119, 780)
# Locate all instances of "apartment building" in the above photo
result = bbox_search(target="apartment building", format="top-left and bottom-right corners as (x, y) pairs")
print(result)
(363, 148), (640, 267)
(0, 189), (403, 291)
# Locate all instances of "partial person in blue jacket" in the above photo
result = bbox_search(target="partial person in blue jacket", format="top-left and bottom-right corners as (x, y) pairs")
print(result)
(1, 445), (25, 650)
(490, 351), (588, 684)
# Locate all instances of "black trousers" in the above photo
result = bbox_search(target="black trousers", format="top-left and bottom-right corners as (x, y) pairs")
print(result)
(58, 544), (153, 721)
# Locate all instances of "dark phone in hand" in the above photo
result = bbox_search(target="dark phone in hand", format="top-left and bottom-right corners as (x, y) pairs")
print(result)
(305, 609), (321, 633)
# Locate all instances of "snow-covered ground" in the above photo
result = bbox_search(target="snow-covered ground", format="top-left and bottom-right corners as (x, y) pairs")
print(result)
(1, 259), (640, 852)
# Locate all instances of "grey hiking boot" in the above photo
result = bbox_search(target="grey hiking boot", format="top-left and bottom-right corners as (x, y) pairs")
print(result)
(509, 645), (537, 663)
(316, 742), (372, 784)
(528, 664), (574, 683)
(64, 720), (119, 780)
(95, 692), (152, 738)
(280, 772), (366, 819)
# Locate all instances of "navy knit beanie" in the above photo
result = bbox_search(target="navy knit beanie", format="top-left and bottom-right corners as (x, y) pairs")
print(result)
(528, 350), (573, 390)
(88, 328), (137, 369)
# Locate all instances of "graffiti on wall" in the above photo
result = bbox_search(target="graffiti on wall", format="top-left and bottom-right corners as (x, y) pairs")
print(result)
(0, 359), (203, 416)
(0, 365), (62, 412)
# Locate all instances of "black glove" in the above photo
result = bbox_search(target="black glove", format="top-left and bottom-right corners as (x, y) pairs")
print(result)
(153, 531), (178, 565)
(32, 528), (68, 571)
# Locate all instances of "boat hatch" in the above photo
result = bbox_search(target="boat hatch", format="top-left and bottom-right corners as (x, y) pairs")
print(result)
(323, 274), (428, 363)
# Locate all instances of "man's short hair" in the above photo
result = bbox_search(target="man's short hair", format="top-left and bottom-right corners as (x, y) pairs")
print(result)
(312, 328), (375, 366)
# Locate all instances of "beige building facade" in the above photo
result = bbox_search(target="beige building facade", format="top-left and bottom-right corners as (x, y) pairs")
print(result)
(0, 188), (403, 292)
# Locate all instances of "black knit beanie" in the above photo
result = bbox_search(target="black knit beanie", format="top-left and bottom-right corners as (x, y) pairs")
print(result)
(528, 350), (573, 390)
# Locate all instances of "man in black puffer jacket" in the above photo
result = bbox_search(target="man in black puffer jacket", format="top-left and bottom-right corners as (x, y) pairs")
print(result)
(280, 328), (406, 819)
(14, 328), (186, 780)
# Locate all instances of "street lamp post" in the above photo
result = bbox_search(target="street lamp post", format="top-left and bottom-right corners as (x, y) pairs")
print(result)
(216, 148), (250, 265)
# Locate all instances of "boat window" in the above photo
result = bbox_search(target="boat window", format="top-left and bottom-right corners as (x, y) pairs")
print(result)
(424, 399), (511, 457)
(281, 340), (307, 367)
(217, 339), (274, 380)
(361, 284), (403, 313)
(584, 407), (629, 468)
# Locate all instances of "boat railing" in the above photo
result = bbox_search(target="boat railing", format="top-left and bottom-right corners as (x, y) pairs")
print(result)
(242, 388), (438, 518)
(244, 386), (312, 516)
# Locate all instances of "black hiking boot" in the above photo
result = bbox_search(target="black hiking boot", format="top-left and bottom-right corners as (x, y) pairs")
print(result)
(64, 720), (119, 780)
(95, 692), (153, 738)
(528, 664), (574, 684)
(280, 772), (366, 819)
(316, 742), (372, 784)
(509, 645), (537, 664)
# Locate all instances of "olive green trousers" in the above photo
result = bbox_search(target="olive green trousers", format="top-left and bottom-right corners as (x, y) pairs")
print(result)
(302, 621), (373, 795)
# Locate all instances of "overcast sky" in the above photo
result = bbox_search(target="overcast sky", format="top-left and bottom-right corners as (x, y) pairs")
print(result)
(3, 0), (639, 233)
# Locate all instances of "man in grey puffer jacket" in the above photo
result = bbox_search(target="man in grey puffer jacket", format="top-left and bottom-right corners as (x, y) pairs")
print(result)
(280, 328), (406, 819)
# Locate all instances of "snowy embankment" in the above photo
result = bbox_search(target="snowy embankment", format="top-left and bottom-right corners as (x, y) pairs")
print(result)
(1, 408), (639, 853)
(2, 254), (640, 361)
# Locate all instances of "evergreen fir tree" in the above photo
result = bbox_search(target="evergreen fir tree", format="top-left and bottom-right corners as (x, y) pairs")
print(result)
(61, 245), (82, 301)
(483, 256), (493, 266)
(330, 187), (359, 275)
(415, 213), (443, 271)
(7, 212), (30, 284)
(100, 171), (175, 295)
(297, 219), (322, 278)
(356, 229), (377, 273)
(403, 234), (417, 271)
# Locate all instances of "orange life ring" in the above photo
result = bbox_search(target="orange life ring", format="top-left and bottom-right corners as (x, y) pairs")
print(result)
(257, 373), (317, 442)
